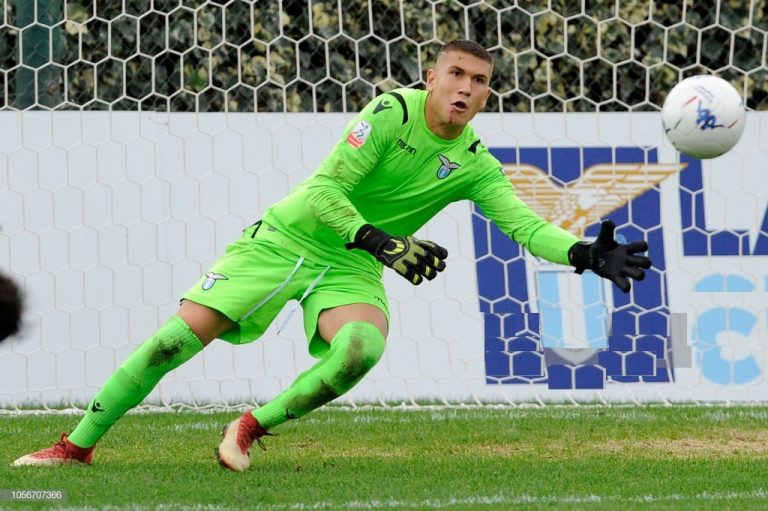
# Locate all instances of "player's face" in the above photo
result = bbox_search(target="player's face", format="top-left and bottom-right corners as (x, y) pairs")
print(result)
(425, 50), (493, 139)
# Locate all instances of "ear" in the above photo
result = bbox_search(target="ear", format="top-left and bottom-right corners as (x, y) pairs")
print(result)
(480, 87), (491, 108)
(426, 68), (435, 91)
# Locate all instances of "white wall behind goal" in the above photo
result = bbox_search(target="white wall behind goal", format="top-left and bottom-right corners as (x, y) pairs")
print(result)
(0, 111), (766, 408)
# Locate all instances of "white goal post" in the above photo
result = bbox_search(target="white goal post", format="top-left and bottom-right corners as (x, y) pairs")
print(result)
(1, 1), (767, 409)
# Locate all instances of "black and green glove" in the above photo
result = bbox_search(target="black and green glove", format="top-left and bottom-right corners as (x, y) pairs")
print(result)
(346, 224), (448, 285)
(568, 220), (652, 293)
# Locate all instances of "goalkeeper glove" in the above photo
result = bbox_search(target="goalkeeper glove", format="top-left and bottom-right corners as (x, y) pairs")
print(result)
(568, 220), (652, 293)
(346, 224), (448, 285)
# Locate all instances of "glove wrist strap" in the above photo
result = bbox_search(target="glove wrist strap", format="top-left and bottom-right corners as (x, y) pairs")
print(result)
(347, 224), (391, 255)
(568, 241), (591, 275)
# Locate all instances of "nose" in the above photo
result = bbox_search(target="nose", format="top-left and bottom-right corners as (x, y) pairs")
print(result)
(458, 76), (472, 95)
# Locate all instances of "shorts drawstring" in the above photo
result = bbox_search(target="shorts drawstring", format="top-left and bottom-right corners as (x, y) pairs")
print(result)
(277, 266), (330, 334)
(239, 256), (305, 321)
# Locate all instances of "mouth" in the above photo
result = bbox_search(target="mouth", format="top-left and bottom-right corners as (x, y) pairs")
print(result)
(450, 100), (468, 114)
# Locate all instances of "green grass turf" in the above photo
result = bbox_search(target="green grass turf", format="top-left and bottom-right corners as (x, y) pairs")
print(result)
(1, 406), (768, 510)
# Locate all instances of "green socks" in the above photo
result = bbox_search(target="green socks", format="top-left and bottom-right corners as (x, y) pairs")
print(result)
(68, 316), (203, 448)
(68, 319), (385, 447)
(253, 321), (386, 430)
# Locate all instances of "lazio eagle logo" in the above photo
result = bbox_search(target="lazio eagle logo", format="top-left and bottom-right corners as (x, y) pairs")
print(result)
(202, 272), (228, 291)
(436, 154), (461, 179)
(503, 162), (686, 237)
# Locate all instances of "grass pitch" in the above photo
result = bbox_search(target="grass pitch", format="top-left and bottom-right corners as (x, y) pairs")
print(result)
(2, 405), (768, 510)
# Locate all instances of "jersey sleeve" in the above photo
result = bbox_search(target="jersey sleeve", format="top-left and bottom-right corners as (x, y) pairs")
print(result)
(468, 155), (580, 266)
(303, 92), (405, 242)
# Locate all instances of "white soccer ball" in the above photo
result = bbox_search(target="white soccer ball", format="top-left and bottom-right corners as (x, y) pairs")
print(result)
(661, 75), (745, 159)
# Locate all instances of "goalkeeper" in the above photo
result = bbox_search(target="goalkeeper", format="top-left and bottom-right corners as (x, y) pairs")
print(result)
(13, 39), (651, 471)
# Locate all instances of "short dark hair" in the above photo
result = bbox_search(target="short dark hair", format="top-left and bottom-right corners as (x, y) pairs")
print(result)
(0, 272), (23, 341)
(438, 39), (494, 67)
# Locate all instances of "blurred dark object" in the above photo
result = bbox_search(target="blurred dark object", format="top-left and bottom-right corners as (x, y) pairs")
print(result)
(0, 272), (23, 342)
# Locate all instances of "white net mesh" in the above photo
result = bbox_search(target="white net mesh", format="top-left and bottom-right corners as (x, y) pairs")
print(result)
(1, 1), (767, 409)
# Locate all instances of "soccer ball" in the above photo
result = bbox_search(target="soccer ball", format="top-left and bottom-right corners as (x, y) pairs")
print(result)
(661, 75), (745, 159)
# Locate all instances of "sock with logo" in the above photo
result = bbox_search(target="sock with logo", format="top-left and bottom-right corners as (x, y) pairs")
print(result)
(67, 316), (203, 448)
(253, 321), (386, 430)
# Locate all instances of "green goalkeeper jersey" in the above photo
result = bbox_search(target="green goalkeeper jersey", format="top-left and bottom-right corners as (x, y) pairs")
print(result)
(261, 87), (579, 276)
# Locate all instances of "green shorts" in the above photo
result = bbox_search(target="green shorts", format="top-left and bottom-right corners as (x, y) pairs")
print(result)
(182, 222), (389, 358)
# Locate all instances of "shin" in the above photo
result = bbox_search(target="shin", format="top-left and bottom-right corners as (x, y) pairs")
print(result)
(253, 321), (386, 430)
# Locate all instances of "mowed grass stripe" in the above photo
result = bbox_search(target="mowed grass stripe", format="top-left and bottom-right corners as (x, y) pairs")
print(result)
(1, 406), (768, 510)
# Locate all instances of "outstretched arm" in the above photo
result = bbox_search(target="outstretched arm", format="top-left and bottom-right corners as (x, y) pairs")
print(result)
(470, 162), (650, 293)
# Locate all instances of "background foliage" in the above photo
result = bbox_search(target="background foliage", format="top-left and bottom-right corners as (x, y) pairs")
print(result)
(2, 0), (767, 112)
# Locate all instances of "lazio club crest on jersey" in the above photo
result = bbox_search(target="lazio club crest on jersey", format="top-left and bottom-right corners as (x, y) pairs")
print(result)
(436, 154), (461, 179)
(346, 120), (372, 149)
(202, 272), (228, 291)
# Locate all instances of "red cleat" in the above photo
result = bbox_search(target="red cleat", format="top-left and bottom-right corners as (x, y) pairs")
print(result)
(11, 432), (94, 467)
(216, 411), (271, 472)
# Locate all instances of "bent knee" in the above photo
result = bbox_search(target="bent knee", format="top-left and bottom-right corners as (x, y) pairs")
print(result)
(335, 321), (386, 381)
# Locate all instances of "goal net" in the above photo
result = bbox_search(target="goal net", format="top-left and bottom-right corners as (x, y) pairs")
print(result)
(1, 1), (766, 409)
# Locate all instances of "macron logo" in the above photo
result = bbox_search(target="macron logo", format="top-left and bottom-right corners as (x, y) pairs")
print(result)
(373, 99), (393, 114)
(396, 138), (416, 155)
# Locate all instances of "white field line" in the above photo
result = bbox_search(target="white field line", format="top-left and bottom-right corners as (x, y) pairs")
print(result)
(5, 402), (768, 416)
(35, 489), (768, 511)
(260, 490), (768, 510)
